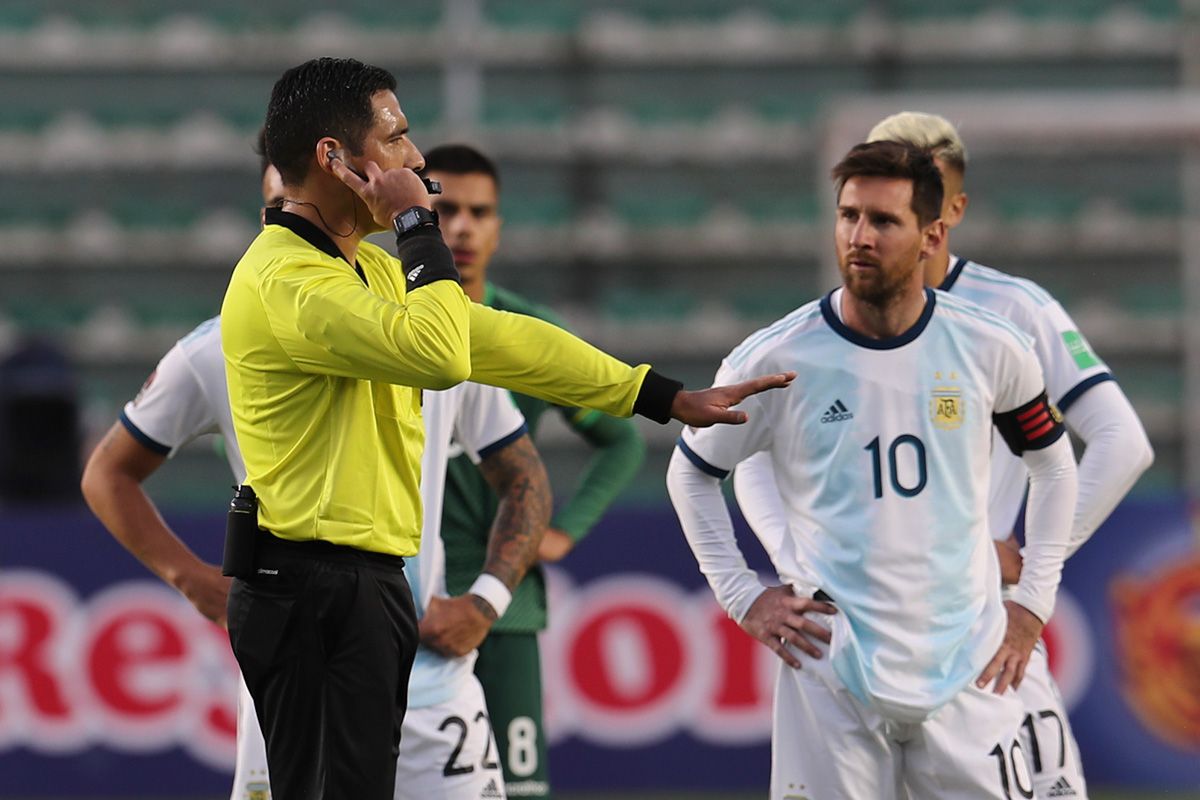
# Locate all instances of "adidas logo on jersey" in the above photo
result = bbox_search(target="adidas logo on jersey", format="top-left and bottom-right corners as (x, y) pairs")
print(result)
(820, 399), (853, 424)
(1047, 776), (1078, 797)
(480, 778), (504, 799)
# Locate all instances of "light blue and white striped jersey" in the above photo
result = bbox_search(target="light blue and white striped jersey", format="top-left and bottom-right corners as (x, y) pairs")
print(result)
(122, 316), (245, 482)
(123, 316), (527, 711)
(404, 380), (526, 709)
(940, 257), (1113, 540)
(680, 288), (1048, 722)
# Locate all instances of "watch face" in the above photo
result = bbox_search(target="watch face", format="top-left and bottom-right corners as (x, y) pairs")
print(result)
(400, 209), (419, 229)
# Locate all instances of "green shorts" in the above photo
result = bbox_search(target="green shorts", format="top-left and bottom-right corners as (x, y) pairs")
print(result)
(474, 631), (550, 798)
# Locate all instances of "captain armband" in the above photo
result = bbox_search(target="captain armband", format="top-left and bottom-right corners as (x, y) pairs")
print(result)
(992, 390), (1066, 455)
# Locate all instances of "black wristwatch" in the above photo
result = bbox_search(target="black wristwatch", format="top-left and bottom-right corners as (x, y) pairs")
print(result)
(392, 206), (439, 238)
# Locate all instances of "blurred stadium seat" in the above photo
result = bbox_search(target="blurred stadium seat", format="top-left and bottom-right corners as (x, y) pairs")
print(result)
(0, 0), (1189, 497)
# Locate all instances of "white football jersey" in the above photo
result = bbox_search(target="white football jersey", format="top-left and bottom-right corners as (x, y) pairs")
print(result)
(940, 257), (1112, 540)
(122, 316), (526, 711)
(122, 317), (245, 482)
(681, 288), (1050, 722)
(405, 381), (525, 708)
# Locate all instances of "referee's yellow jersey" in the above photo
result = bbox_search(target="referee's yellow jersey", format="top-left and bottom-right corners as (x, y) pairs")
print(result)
(221, 212), (650, 557)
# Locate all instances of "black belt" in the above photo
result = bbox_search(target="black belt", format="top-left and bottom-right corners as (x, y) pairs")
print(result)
(256, 529), (407, 572)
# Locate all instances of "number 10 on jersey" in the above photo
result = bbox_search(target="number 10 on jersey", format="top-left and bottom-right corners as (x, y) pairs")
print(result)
(865, 435), (928, 499)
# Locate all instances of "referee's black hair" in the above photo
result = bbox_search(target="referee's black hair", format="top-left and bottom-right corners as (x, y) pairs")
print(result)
(253, 127), (270, 178)
(422, 144), (501, 190)
(264, 57), (396, 186)
(831, 140), (944, 228)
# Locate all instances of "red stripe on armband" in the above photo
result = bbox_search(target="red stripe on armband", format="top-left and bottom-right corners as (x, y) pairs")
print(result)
(992, 390), (1066, 455)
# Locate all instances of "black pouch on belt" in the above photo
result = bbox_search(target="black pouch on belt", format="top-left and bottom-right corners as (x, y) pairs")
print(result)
(222, 484), (259, 579)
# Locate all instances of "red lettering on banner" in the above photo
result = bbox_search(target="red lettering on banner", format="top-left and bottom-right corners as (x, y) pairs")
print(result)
(571, 606), (683, 709)
(195, 620), (238, 741)
(0, 597), (70, 720)
(88, 610), (185, 716)
(710, 610), (760, 709)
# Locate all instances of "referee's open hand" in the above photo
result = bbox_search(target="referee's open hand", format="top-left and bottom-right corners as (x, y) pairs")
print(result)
(740, 585), (836, 669)
(672, 372), (796, 427)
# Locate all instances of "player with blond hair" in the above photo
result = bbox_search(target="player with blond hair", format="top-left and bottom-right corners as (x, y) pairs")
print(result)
(671, 139), (1079, 798)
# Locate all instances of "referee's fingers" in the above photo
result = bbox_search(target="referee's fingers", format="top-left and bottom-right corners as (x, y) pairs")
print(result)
(330, 157), (367, 192)
(728, 372), (797, 403)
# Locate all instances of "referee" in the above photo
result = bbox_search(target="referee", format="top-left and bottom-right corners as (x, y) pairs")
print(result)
(221, 58), (791, 800)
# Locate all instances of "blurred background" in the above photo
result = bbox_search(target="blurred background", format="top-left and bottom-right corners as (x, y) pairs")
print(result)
(1, 0), (1198, 798)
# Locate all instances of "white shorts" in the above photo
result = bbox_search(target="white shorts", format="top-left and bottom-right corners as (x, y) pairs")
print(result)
(771, 613), (1032, 800)
(1015, 642), (1089, 799)
(231, 674), (271, 800)
(394, 676), (506, 800)
(230, 674), (505, 800)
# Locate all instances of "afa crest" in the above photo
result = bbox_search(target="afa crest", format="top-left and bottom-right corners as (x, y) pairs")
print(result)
(930, 383), (963, 430)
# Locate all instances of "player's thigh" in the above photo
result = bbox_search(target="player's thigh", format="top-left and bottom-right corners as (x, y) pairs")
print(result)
(474, 633), (548, 793)
(1015, 644), (1089, 799)
(909, 681), (1031, 800)
(395, 678), (505, 800)
(772, 636), (900, 800)
(231, 673), (272, 800)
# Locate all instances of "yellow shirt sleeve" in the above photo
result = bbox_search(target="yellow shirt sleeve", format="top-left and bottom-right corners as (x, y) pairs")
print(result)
(466, 303), (649, 418)
(257, 260), (472, 389)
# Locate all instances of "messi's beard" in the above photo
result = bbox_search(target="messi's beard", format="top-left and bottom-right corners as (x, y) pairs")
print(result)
(839, 256), (920, 310)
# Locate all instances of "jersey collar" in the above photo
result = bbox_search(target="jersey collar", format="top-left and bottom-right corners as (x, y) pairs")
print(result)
(938, 256), (969, 292)
(820, 287), (937, 350)
(264, 208), (368, 286)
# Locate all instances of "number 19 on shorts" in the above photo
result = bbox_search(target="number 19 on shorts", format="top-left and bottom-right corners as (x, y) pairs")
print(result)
(865, 435), (928, 499)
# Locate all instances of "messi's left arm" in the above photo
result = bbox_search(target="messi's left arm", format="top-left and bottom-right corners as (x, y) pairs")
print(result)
(1062, 380), (1153, 556)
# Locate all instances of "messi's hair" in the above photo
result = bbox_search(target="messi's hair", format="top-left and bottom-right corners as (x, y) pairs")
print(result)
(422, 143), (501, 190)
(867, 111), (967, 176)
(831, 140), (944, 227)
(264, 57), (396, 185)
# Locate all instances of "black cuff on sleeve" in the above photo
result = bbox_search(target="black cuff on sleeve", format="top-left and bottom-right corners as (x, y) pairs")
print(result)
(633, 369), (684, 424)
(395, 227), (460, 290)
(992, 390), (1067, 455)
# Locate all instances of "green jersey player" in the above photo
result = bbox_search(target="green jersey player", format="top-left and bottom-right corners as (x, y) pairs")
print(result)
(421, 144), (646, 799)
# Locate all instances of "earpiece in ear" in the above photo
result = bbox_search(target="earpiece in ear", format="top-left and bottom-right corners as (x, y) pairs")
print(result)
(327, 148), (345, 167)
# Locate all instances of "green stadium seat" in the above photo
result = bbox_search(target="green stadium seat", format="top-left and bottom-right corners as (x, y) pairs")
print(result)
(1119, 285), (1183, 316)
(602, 288), (696, 321)
(992, 189), (1085, 222)
(483, 94), (572, 128)
(501, 196), (573, 227)
(485, 0), (584, 30)
(740, 193), (819, 224)
(731, 286), (813, 321)
(889, 0), (993, 21)
(1126, 190), (1183, 218)
(130, 299), (218, 328)
(613, 192), (709, 228)
(0, 2), (41, 31)
(3, 299), (91, 334)
(1013, 0), (1112, 22)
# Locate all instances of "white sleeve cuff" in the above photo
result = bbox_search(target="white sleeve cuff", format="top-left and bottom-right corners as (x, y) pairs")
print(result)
(469, 573), (512, 619)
